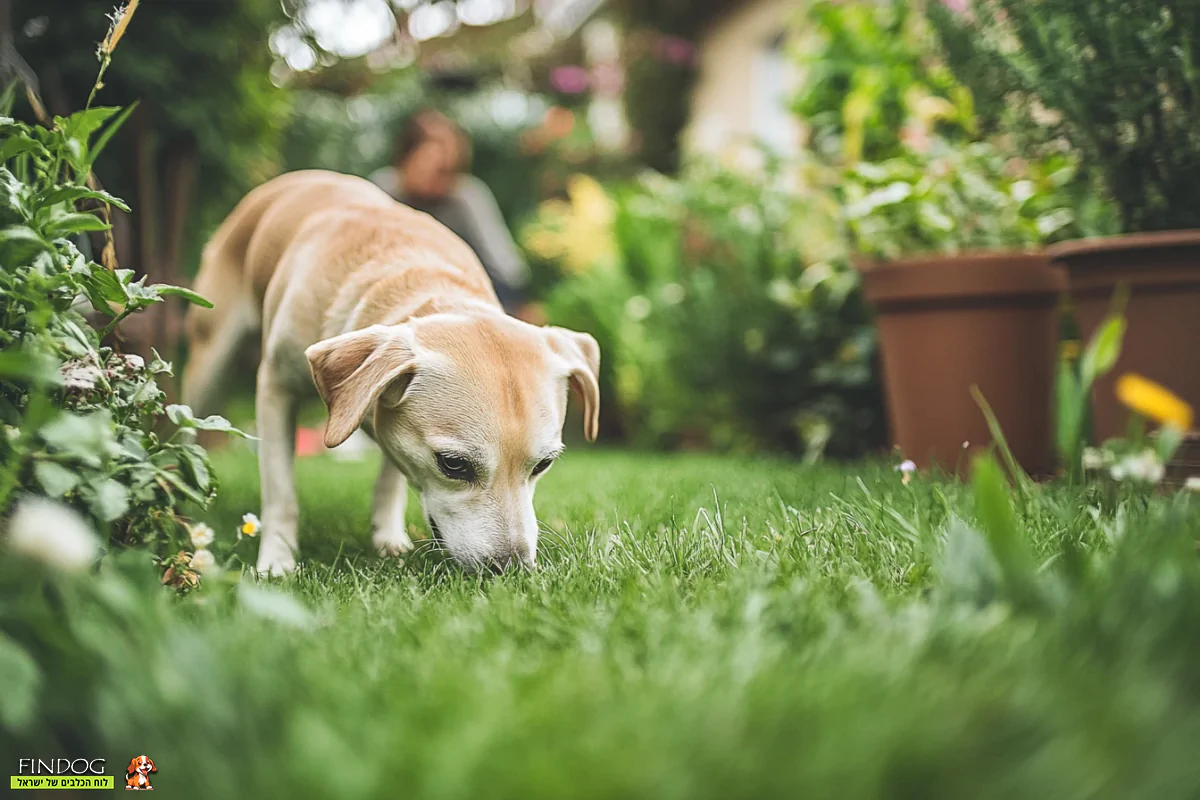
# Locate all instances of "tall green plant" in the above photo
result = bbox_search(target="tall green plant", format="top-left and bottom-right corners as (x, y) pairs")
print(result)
(927, 0), (1200, 233)
(794, 0), (974, 164)
(0, 31), (244, 557)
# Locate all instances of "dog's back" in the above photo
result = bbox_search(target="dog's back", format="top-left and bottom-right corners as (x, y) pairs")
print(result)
(182, 170), (488, 415)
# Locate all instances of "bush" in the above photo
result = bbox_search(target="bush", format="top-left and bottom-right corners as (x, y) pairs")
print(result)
(0, 94), (239, 558)
(530, 163), (884, 457)
(927, 0), (1200, 233)
(842, 137), (1113, 260)
(793, 0), (975, 164)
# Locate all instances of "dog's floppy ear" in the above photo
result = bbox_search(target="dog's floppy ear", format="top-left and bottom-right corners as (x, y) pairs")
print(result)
(126, 758), (139, 776)
(147, 758), (156, 774)
(306, 324), (417, 448)
(544, 327), (601, 442)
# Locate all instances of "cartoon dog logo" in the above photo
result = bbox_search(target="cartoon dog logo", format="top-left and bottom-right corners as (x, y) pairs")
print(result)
(124, 755), (156, 791)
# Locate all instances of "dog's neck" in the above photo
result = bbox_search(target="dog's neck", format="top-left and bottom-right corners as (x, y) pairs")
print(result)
(365, 292), (503, 328)
(331, 256), (506, 335)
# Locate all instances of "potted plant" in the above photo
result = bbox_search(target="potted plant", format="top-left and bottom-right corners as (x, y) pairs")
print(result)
(847, 139), (1075, 475)
(928, 0), (1200, 442)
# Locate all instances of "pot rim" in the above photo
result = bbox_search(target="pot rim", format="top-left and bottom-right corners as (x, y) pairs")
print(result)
(853, 249), (1046, 272)
(1047, 229), (1200, 261)
(860, 250), (1065, 308)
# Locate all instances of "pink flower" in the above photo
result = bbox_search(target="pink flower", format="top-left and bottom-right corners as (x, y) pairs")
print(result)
(550, 65), (591, 95)
(657, 35), (696, 67)
(941, 0), (968, 12)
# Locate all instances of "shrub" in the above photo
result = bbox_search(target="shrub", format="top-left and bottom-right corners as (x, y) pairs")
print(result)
(0, 93), (240, 558)
(927, 0), (1200, 233)
(842, 137), (1112, 260)
(793, 0), (975, 164)
(531, 163), (884, 457)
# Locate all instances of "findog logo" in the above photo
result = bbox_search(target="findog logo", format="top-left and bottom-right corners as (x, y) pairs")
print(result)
(11, 757), (112, 790)
(124, 755), (157, 791)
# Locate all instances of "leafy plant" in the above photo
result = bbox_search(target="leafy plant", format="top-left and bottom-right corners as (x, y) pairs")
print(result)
(536, 162), (883, 457)
(926, 0), (1200, 233)
(793, 0), (975, 164)
(1056, 294), (1127, 482)
(0, 85), (243, 557)
(842, 138), (1084, 260)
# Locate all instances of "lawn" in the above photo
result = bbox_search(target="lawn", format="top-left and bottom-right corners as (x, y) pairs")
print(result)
(8, 447), (1200, 798)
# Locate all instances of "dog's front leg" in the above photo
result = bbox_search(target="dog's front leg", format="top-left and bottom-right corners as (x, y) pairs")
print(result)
(372, 459), (413, 557)
(255, 362), (299, 575)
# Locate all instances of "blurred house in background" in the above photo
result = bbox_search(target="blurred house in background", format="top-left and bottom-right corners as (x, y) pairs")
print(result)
(684, 0), (802, 163)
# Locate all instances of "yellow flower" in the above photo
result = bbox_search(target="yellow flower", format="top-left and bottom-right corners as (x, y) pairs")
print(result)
(1116, 374), (1194, 430)
(522, 175), (615, 275)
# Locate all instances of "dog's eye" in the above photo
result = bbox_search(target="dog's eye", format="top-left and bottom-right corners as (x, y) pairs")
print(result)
(436, 453), (475, 482)
(531, 457), (555, 477)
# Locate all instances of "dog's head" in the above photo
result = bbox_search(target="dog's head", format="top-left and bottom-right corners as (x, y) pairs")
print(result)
(306, 314), (599, 570)
(126, 756), (155, 776)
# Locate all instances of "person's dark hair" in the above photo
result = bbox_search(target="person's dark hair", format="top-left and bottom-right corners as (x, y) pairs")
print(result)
(393, 109), (472, 171)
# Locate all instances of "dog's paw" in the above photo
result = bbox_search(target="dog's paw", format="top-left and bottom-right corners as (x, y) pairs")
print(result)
(373, 528), (414, 558)
(255, 541), (297, 576)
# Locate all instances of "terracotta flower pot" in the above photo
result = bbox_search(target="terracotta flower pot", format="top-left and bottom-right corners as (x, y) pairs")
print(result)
(1048, 231), (1200, 442)
(861, 253), (1065, 476)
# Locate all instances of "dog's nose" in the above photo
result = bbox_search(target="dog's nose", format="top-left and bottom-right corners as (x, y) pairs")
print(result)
(489, 538), (534, 572)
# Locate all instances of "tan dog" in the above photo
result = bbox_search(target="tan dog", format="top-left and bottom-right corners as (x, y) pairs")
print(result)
(182, 170), (599, 574)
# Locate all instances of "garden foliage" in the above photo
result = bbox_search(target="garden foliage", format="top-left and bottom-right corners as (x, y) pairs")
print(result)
(530, 164), (883, 457)
(794, 0), (974, 164)
(928, 0), (1200, 232)
(0, 96), (238, 555)
(843, 138), (1086, 260)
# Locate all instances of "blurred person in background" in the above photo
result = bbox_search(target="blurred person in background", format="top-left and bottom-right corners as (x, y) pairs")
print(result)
(370, 109), (543, 323)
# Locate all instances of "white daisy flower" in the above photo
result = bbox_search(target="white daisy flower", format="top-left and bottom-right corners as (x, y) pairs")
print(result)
(1185, 476), (1200, 492)
(6, 497), (100, 572)
(1081, 447), (1106, 471)
(240, 513), (262, 538)
(1111, 449), (1164, 484)
(189, 522), (215, 549)
(190, 548), (216, 573)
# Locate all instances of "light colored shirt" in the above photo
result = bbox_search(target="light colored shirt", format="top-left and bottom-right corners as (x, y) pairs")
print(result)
(369, 167), (529, 294)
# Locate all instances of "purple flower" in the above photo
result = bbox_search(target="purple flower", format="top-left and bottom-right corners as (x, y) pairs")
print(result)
(550, 65), (591, 95)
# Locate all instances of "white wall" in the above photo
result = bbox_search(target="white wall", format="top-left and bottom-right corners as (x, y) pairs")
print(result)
(683, 0), (802, 165)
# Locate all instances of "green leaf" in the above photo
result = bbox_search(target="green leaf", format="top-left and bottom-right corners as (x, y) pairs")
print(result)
(1079, 313), (1126, 389)
(0, 167), (28, 216)
(0, 135), (43, 164)
(971, 454), (1039, 607)
(84, 103), (137, 172)
(0, 349), (61, 385)
(970, 385), (1033, 495)
(165, 404), (254, 439)
(38, 185), (131, 213)
(0, 633), (40, 732)
(0, 225), (51, 262)
(44, 212), (110, 238)
(1055, 363), (1084, 476)
(152, 285), (214, 308)
(34, 460), (82, 497)
(86, 477), (130, 522)
(155, 466), (210, 506)
(58, 107), (120, 145)
(77, 266), (130, 312)
(177, 446), (213, 496)
(39, 412), (118, 468)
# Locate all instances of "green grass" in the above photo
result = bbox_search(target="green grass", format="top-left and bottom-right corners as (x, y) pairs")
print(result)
(6, 449), (1200, 798)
